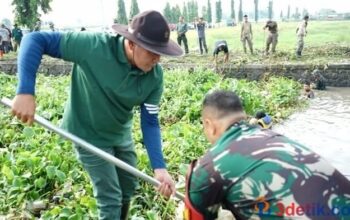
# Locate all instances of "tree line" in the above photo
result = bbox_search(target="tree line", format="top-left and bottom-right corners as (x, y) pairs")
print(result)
(9, 0), (311, 30)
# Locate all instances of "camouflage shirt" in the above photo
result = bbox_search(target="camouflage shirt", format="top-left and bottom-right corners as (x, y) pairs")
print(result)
(265, 21), (278, 34)
(188, 122), (350, 220)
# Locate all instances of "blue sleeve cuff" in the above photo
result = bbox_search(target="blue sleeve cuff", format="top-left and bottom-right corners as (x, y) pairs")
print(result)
(140, 104), (166, 169)
(16, 32), (62, 95)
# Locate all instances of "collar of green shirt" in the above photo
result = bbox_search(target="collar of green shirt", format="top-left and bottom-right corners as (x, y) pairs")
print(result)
(116, 35), (145, 76)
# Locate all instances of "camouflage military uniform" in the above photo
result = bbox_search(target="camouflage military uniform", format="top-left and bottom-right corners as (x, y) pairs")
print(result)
(296, 20), (308, 57)
(188, 122), (350, 219)
(241, 21), (253, 54)
(264, 21), (278, 54)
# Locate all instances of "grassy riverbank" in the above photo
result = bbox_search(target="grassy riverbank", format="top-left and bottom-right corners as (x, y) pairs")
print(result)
(165, 20), (350, 65)
(0, 70), (305, 219)
(1, 21), (349, 67)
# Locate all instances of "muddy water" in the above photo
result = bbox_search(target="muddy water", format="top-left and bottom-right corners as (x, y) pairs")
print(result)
(273, 87), (350, 178)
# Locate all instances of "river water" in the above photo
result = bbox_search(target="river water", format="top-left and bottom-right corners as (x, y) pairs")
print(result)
(273, 87), (350, 178)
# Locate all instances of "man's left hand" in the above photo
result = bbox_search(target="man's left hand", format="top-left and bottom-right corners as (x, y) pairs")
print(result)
(154, 168), (175, 198)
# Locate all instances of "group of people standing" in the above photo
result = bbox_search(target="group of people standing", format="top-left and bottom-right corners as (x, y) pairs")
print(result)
(0, 23), (23, 59)
(175, 14), (310, 62)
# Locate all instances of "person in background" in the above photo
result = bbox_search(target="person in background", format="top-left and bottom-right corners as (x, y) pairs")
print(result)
(263, 20), (278, 55)
(241, 15), (253, 54)
(303, 80), (315, 98)
(249, 110), (273, 129)
(184, 90), (350, 220)
(176, 16), (189, 54)
(12, 24), (23, 52)
(196, 17), (208, 55)
(10, 10), (183, 220)
(213, 40), (229, 65)
(296, 15), (309, 58)
(0, 24), (11, 54)
(311, 69), (326, 90)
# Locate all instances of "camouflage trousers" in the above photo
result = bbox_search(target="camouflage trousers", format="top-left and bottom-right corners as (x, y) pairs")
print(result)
(266, 32), (278, 54)
(296, 35), (305, 55)
(241, 35), (253, 54)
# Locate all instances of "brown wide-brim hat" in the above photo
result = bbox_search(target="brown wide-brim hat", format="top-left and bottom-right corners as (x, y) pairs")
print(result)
(112, 10), (183, 57)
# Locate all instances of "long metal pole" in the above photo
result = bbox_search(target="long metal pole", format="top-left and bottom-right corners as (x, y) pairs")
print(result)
(0, 97), (185, 201)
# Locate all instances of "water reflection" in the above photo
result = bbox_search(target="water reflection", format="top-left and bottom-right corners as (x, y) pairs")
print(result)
(274, 87), (350, 178)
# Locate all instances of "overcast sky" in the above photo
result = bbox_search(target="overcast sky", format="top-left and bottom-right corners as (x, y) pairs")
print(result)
(1, 0), (348, 27)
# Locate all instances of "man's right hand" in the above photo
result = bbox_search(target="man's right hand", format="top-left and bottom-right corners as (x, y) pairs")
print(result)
(11, 94), (36, 125)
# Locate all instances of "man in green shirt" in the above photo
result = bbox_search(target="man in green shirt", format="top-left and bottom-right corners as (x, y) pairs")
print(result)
(177, 16), (189, 54)
(184, 90), (350, 220)
(11, 10), (183, 220)
(11, 24), (23, 52)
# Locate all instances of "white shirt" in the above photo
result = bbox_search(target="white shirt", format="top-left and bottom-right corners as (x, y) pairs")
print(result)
(0, 28), (10, 42)
(297, 21), (307, 36)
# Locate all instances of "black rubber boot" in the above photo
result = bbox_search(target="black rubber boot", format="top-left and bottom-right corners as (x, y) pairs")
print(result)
(120, 203), (130, 220)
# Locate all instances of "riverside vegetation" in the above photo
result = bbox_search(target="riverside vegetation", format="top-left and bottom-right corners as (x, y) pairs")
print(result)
(0, 69), (304, 219)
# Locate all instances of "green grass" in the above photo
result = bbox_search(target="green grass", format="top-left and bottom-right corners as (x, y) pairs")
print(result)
(171, 20), (350, 51)
(164, 20), (350, 65)
(1, 20), (349, 65)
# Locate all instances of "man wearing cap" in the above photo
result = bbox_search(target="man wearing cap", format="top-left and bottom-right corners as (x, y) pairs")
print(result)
(10, 10), (183, 220)
(176, 16), (189, 54)
(296, 15), (309, 58)
(213, 40), (229, 64)
(184, 90), (350, 220)
(263, 20), (278, 55)
(241, 15), (253, 54)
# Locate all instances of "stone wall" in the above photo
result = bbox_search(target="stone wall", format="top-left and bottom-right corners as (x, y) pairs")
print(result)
(1, 61), (350, 87)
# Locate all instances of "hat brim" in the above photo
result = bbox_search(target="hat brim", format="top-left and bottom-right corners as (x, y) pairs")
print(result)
(112, 24), (184, 57)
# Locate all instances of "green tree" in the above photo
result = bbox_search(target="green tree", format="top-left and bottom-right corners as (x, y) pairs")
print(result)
(254, 0), (258, 22)
(302, 8), (309, 17)
(294, 7), (301, 20)
(116, 0), (128, 24)
(268, 0), (273, 19)
(202, 6), (208, 21)
(12, 0), (52, 30)
(280, 10), (283, 20)
(238, 0), (243, 22)
(215, 0), (222, 23)
(194, 1), (199, 19)
(187, 0), (198, 22)
(183, 2), (188, 21)
(231, 0), (235, 20)
(207, 0), (212, 23)
(172, 4), (182, 23)
(163, 2), (172, 22)
(129, 0), (140, 19)
(287, 5), (291, 20)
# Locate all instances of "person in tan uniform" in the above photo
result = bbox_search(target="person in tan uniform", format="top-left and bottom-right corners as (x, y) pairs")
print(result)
(241, 15), (253, 54)
(263, 20), (278, 55)
(296, 15), (309, 57)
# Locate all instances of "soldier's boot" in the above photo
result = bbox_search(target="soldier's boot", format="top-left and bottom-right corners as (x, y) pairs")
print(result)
(120, 202), (130, 220)
(296, 51), (302, 58)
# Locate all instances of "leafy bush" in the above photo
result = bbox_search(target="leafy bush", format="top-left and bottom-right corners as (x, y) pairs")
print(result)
(0, 70), (303, 219)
